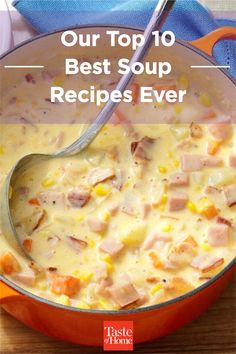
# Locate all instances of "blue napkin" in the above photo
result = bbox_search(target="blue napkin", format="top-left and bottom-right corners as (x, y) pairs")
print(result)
(13, 0), (236, 78)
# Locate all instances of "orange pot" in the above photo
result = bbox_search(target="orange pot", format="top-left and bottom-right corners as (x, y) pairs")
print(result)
(0, 25), (236, 346)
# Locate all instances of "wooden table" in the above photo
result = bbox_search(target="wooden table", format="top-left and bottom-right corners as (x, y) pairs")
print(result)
(1, 277), (235, 354)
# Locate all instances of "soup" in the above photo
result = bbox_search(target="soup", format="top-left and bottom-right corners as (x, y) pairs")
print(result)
(0, 65), (235, 310)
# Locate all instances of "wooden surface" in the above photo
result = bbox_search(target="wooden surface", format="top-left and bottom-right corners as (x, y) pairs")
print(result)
(0, 276), (235, 354)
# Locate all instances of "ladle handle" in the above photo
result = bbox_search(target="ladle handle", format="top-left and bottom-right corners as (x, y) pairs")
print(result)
(55, 0), (176, 157)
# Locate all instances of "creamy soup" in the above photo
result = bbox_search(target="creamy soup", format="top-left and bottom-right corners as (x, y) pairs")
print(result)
(0, 67), (235, 310)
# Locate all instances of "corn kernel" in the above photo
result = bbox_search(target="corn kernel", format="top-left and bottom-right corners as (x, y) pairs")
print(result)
(173, 159), (180, 167)
(194, 185), (201, 192)
(57, 294), (70, 306)
(123, 179), (132, 189)
(200, 93), (212, 107)
(72, 270), (93, 282)
(160, 193), (168, 205)
(167, 151), (173, 158)
(102, 254), (113, 264)
(102, 255), (114, 273)
(149, 283), (163, 296)
(8, 185), (13, 199)
(174, 104), (183, 114)
(187, 201), (197, 213)
(102, 211), (110, 222)
(88, 239), (95, 248)
(76, 301), (90, 310)
(38, 230), (50, 238)
(99, 299), (113, 310)
(178, 74), (189, 89)
(106, 262), (114, 273)
(201, 243), (212, 252)
(159, 205), (165, 212)
(157, 166), (167, 174)
(37, 280), (47, 291)
(75, 214), (84, 223)
(42, 178), (55, 188)
(160, 222), (172, 232)
(53, 75), (65, 87)
(0, 145), (4, 155)
(93, 183), (111, 197)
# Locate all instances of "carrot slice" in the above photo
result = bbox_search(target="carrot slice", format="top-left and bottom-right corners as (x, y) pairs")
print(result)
(130, 83), (140, 104)
(201, 110), (216, 120)
(22, 239), (33, 252)
(207, 140), (221, 155)
(28, 198), (40, 206)
(0, 252), (21, 274)
(51, 275), (80, 297)
(149, 252), (164, 269)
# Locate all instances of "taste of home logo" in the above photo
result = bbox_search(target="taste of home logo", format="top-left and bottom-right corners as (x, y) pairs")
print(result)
(103, 321), (133, 351)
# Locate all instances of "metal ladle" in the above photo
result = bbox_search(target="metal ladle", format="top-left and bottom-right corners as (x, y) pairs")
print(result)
(1, 0), (176, 258)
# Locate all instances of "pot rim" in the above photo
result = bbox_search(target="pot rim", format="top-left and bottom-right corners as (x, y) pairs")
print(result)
(1, 24), (235, 314)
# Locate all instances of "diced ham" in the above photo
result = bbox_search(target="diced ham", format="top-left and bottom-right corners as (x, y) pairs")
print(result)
(181, 154), (202, 172)
(16, 207), (46, 235)
(169, 172), (189, 187)
(111, 168), (123, 190)
(131, 136), (155, 163)
(223, 184), (236, 207)
(142, 232), (171, 250)
(107, 274), (140, 308)
(94, 263), (108, 281)
(39, 191), (65, 208)
(121, 192), (139, 217)
(229, 152), (236, 168)
(87, 167), (115, 186)
(209, 123), (232, 141)
(99, 238), (124, 257)
(181, 154), (222, 172)
(191, 255), (224, 273)
(11, 271), (36, 287)
(217, 216), (233, 228)
(168, 235), (198, 266)
(168, 192), (188, 211)
(66, 236), (88, 252)
(201, 156), (222, 167)
(96, 278), (112, 296)
(87, 217), (108, 233)
(67, 187), (90, 208)
(207, 224), (229, 247)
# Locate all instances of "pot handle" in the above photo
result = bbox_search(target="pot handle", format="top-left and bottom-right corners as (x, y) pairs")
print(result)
(189, 26), (236, 56)
(0, 280), (25, 304)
